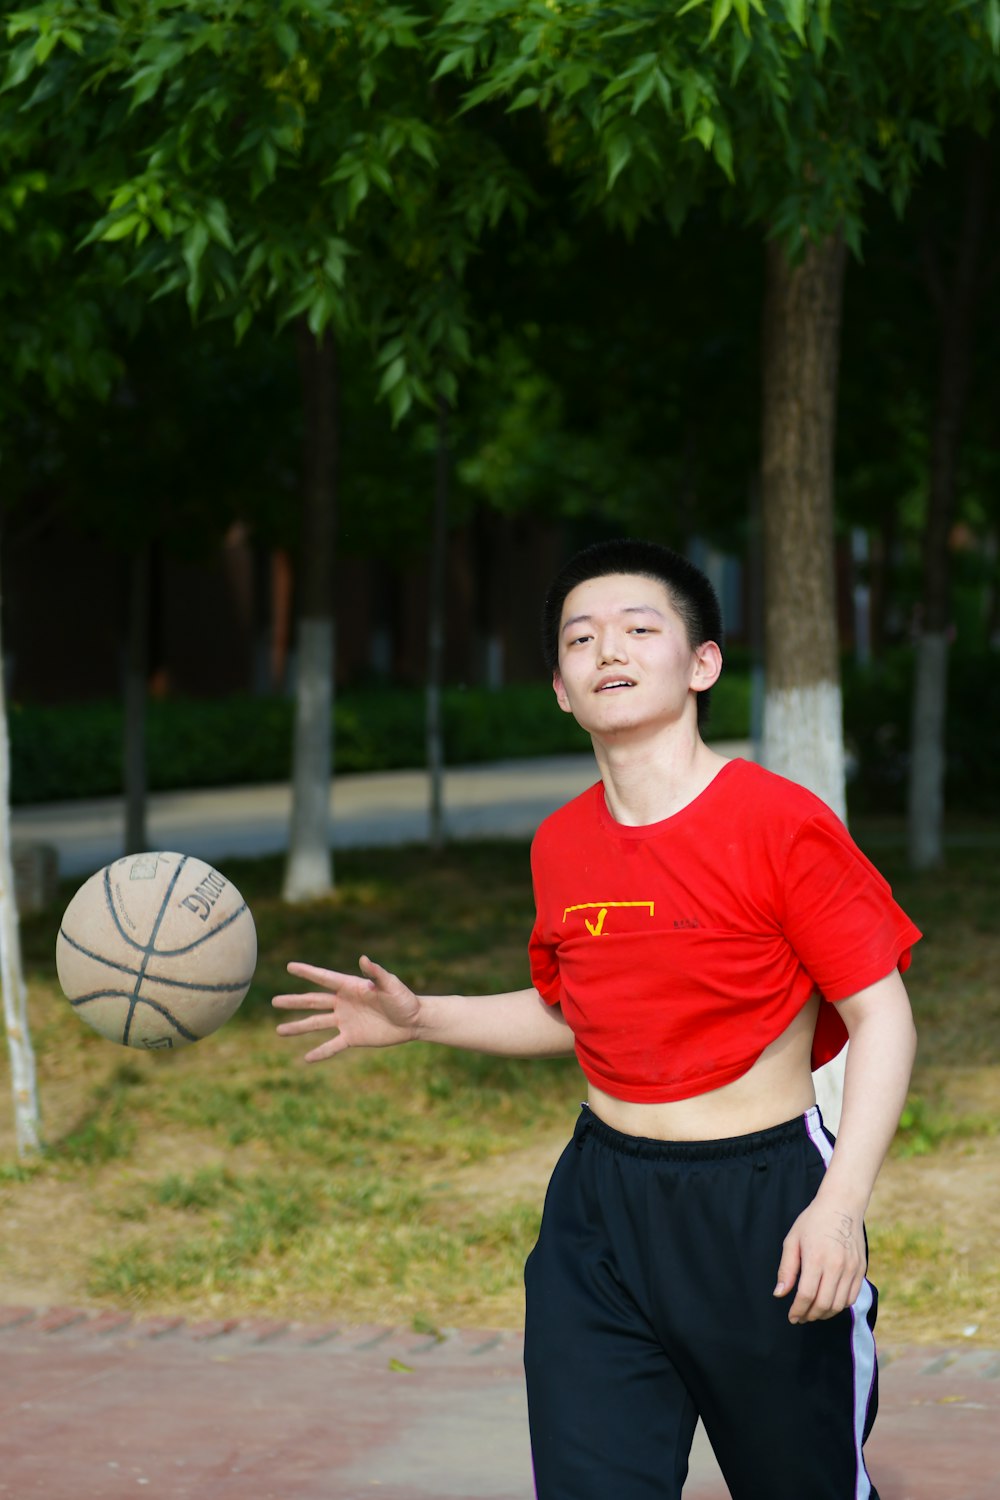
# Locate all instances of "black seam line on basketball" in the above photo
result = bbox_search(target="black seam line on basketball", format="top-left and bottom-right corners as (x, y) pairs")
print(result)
(71, 990), (136, 1006)
(60, 929), (250, 993)
(150, 902), (250, 957)
(61, 903), (250, 972)
(71, 992), (200, 1041)
(134, 972), (251, 994)
(71, 967), (251, 996)
(132, 854), (190, 999)
(122, 994), (199, 1046)
(59, 929), (142, 980)
(101, 866), (155, 955)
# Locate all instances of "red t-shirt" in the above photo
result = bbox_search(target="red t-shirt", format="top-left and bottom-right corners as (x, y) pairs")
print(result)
(528, 759), (921, 1104)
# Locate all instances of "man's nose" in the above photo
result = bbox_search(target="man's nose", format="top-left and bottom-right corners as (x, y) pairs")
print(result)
(597, 630), (627, 664)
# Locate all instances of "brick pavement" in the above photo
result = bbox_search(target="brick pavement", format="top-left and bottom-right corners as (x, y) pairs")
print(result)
(0, 1306), (996, 1498)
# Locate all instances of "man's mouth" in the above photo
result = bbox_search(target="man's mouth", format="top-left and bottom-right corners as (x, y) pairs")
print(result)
(596, 678), (635, 692)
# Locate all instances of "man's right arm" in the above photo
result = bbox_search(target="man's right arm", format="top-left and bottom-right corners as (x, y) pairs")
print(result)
(272, 956), (575, 1064)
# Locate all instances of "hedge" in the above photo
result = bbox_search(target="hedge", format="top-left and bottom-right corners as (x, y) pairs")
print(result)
(8, 672), (751, 805)
(8, 654), (996, 813)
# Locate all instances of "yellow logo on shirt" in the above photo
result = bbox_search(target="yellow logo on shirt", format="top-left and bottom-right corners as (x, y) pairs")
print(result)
(563, 901), (655, 936)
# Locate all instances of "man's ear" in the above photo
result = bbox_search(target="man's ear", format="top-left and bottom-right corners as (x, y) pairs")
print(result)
(552, 669), (573, 714)
(690, 640), (724, 696)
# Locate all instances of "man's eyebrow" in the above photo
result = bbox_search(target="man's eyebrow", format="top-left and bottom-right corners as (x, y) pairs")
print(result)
(561, 605), (666, 633)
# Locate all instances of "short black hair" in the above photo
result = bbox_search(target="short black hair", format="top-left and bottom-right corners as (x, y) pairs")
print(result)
(541, 538), (724, 725)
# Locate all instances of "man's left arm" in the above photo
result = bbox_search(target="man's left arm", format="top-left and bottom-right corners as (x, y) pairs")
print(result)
(773, 970), (918, 1324)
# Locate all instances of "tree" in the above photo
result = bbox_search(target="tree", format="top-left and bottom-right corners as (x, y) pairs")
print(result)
(0, 42), (123, 1150)
(436, 0), (1000, 823)
(7, 0), (526, 897)
(908, 132), (996, 868)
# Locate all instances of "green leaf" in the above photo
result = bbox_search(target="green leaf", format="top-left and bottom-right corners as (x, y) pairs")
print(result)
(986, 0), (1000, 50)
(203, 200), (234, 250)
(688, 116), (715, 151)
(234, 305), (254, 345)
(711, 122), (734, 181)
(33, 31), (60, 66)
(368, 161), (394, 195)
(857, 153), (881, 191)
(389, 381), (413, 425)
(606, 135), (633, 190)
(274, 21), (298, 58)
(631, 64), (659, 114)
(730, 25), (754, 82)
(307, 289), (336, 337)
(779, 0), (806, 44)
(347, 169), (369, 215)
(378, 355), (407, 395)
(808, 7), (829, 57)
(708, 0), (733, 44)
(101, 213), (144, 243)
(2, 39), (40, 92)
(680, 72), (702, 127)
(436, 368), (459, 405)
(259, 137), (278, 184)
(359, 64), (376, 106)
(182, 219), (210, 277)
(376, 336), (406, 366)
(432, 47), (474, 81)
(323, 240), (348, 286)
(558, 62), (593, 99)
(127, 64), (167, 109)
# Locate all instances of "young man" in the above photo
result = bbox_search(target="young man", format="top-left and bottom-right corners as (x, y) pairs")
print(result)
(273, 538), (920, 1500)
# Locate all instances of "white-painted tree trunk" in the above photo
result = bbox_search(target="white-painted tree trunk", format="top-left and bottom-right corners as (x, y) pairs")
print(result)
(761, 680), (848, 823)
(0, 595), (41, 1155)
(123, 546), (150, 856)
(282, 617), (334, 902)
(907, 631), (949, 871)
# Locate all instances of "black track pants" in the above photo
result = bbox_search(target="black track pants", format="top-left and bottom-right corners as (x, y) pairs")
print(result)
(524, 1106), (879, 1500)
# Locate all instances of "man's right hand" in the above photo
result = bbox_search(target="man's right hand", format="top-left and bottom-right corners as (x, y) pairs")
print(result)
(272, 957), (421, 1062)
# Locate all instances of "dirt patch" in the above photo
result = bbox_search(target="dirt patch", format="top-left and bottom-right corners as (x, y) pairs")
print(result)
(434, 1128), (569, 1204)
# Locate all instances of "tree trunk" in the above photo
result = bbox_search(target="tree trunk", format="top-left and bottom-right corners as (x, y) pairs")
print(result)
(427, 397), (450, 853)
(123, 543), (151, 855)
(908, 137), (991, 870)
(282, 323), (338, 903)
(760, 232), (848, 821)
(760, 232), (848, 1130)
(0, 546), (41, 1156)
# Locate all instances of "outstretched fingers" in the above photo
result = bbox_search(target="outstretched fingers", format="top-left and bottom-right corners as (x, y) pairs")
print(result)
(285, 960), (376, 990)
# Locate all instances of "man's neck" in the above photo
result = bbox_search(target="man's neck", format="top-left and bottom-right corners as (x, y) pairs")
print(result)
(592, 725), (730, 827)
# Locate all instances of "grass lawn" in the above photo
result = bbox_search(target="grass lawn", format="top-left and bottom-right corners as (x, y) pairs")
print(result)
(1, 829), (997, 1346)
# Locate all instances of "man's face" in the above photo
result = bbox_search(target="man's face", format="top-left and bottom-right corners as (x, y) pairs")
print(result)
(552, 572), (715, 741)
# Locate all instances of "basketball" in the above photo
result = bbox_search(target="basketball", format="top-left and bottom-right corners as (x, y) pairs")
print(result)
(55, 851), (257, 1050)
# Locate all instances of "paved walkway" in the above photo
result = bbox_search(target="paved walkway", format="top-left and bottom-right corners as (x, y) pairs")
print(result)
(1, 1307), (997, 1499)
(10, 754), (610, 879)
(6, 753), (997, 1495)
